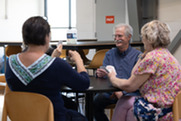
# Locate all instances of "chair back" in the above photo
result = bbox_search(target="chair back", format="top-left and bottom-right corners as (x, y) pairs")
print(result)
(0, 74), (6, 94)
(0, 74), (6, 87)
(2, 86), (54, 121)
(60, 49), (67, 58)
(5, 45), (22, 57)
(83, 49), (89, 55)
(173, 91), (181, 121)
(86, 49), (109, 69)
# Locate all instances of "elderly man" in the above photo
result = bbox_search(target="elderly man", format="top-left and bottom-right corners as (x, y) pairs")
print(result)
(93, 23), (142, 121)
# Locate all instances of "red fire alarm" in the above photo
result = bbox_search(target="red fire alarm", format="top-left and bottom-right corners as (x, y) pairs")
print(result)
(106, 16), (114, 24)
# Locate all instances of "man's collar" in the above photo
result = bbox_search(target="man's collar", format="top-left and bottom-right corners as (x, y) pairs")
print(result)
(116, 45), (131, 56)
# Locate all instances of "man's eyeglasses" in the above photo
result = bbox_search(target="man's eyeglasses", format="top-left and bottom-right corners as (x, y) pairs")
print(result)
(112, 34), (123, 38)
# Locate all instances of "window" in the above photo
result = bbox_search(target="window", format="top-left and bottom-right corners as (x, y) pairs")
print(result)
(45, 0), (76, 40)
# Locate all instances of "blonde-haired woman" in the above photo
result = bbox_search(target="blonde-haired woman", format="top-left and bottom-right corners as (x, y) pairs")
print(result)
(109, 20), (181, 121)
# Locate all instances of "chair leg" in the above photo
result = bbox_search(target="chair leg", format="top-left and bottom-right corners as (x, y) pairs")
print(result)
(110, 108), (113, 120)
(93, 69), (97, 76)
(106, 104), (115, 120)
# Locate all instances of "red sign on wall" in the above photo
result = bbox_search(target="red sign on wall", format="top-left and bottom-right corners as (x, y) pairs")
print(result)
(106, 16), (114, 24)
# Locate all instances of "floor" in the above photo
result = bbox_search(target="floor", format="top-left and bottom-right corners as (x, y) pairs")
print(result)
(0, 91), (11, 121)
(0, 93), (10, 121)
(0, 94), (4, 120)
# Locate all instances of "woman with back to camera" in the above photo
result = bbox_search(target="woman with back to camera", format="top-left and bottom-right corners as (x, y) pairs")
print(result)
(5, 16), (90, 121)
(108, 20), (181, 121)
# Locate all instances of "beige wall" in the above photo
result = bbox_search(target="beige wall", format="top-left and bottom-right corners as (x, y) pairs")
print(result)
(159, 0), (181, 64)
(77, 0), (96, 39)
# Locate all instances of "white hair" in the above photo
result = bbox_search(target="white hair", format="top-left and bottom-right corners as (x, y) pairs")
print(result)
(113, 23), (133, 41)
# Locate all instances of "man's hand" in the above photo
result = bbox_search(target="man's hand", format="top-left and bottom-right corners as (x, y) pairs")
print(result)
(96, 68), (109, 77)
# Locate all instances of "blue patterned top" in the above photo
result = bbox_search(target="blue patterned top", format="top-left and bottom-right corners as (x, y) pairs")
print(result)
(5, 54), (90, 121)
(9, 54), (55, 85)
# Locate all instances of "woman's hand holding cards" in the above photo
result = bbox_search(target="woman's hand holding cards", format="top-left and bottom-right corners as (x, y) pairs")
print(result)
(51, 41), (63, 57)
